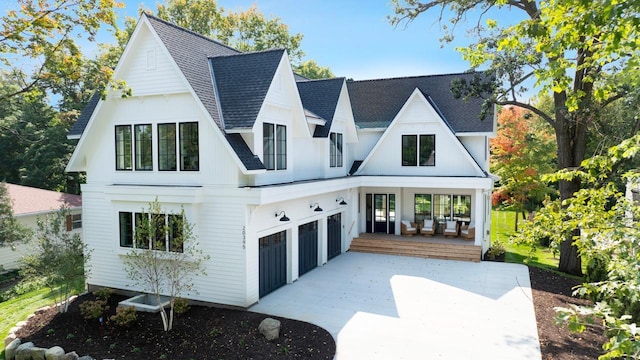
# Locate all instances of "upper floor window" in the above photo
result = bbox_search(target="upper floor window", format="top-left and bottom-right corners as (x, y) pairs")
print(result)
(135, 124), (153, 171)
(330, 132), (343, 168)
(402, 134), (435, 166)
(158, 123), (177, 171)
(115, 125), (132, 170)
(180, 122), (199, 171)
(263, 123), (287, 170)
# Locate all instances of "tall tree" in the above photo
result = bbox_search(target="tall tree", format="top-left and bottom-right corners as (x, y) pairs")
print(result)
(294, 60), (335, 80)
(0, 0), (123, 102)
(391, 0), (640, 275)
(490, 106), (556, 230)
(0, 182), (32, 249)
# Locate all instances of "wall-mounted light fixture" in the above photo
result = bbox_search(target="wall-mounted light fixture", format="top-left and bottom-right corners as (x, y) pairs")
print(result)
(336, 197), (347, 205)
(275, 211), (290, 222)
(310, 203), (323, 212)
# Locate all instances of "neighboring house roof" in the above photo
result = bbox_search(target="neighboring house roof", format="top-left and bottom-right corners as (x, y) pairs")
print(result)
(210, 49), (285, 130)
(347, 73), (493, 132)
(5, 184), (82, 216)
(296, 77), (345, 138)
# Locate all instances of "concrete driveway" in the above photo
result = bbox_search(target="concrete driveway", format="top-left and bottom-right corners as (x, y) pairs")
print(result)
(250, 252), (541, 360)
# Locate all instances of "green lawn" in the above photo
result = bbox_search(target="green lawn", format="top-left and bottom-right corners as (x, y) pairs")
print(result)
(491, 209), (562, 272)
(0, 280), (84, 359)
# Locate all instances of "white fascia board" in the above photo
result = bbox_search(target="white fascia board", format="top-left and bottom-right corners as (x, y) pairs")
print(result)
(456, 132), (494, 137)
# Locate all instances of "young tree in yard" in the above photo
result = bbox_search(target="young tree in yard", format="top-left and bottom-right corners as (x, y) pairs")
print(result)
(0, 182), (31, 248)
(390, 0), (640, 275)
(22, 205), (89, 313)
(295, 60), (335, 80)
(123, 200), (209, 332)
(490, 106), (556, 230)
(516, 134), (640, 358)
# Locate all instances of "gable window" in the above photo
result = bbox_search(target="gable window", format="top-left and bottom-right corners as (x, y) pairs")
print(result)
(180, 122), (199, 171)
(115, 125), (132, 170)
(263, 123), (287, 170)
(135, 124), (153, 170)
(330, 132), (343, 168)
(402, 134), (435, 166)
(65, 213), (82, 231)
(119, 211), (184, 253)
(158, 123), (177, 171)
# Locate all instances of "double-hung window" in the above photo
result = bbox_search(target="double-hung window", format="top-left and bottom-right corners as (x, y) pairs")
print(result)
(263, 123), (287, 170)
(180, 122), (199, 171)
(158, 123), (177, 171)
(402, 134), (435, 166)
(330, 132), (343, 168)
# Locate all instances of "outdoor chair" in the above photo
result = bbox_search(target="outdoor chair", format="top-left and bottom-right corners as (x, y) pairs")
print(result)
(401, 220), (417, 236)
(443, 220), (459, 237)
(420, 220), (436, 236)
(460, 222), (475, 240)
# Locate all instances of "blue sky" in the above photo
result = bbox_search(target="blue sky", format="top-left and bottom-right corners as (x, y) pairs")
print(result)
(113, 0), (476, 80)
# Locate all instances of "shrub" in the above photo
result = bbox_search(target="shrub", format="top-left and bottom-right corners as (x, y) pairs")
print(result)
(79, 299), (109, 320)
(110, 306), (138, 327)
(93, 287), (114, 300)
(585, 253), (609, 283)
(173, 297), (190, 315)
(485, 240), (506, 260)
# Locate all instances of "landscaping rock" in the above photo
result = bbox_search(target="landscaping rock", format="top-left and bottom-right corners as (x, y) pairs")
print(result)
(15, 341), (34, 360)
(31, 347), (47, 360)
(63, 351), (79, 360)
(5, 332), (17, 347)
(44, 346), (65, 360)
(258, 318), (281, 341)
(5, 338), (21, 360)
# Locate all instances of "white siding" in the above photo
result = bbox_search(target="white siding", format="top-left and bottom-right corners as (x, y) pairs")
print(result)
(459, 136), (489, 171)
(116, 24), (187, 96)
(359, 93), (483, 177)
(353, 130), (383, 161)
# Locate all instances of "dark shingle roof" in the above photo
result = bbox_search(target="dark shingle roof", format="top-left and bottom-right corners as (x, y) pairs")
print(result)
(296, 77), (345, 138)
(68, 91), (100, 137)
(146, 15), (240, 131)
(226, 134), (265, 170)
(346, 72), (493, 133)
(210, 49), (285, 130)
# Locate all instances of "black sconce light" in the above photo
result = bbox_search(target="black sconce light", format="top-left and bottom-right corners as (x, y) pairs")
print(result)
(310, 203), (323, 212)
(336, 197), (347, 205)
(275, 211), (290, 222)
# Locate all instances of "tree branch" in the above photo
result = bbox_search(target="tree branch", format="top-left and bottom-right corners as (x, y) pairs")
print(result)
(495, 99), (555, 125)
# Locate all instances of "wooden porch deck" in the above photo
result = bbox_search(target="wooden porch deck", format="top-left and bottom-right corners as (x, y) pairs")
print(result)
(349, 233), (482, 262)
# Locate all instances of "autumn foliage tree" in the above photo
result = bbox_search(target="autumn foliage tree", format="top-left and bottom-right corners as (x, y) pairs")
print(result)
(490, 106), (556, 230)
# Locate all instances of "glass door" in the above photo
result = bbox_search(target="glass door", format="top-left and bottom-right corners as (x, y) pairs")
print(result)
(365, 193), (396, 234)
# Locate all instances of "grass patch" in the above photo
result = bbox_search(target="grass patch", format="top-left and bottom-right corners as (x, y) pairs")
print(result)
(0, 278), (84, 357)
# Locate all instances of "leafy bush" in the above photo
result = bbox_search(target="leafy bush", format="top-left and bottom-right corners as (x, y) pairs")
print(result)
(93, 287), (114, 300)
(110, 306), (137, 327)
(173, 297), (190, 315)
(79, 299), (109, 320)
(585, 253), (609, 283)
(485, 240), (506, 260)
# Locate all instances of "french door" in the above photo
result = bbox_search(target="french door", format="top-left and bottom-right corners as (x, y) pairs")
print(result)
(365, 193), (396, 234)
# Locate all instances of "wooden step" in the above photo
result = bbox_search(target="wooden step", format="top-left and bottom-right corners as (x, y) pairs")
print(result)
(349, 237), (481, 262)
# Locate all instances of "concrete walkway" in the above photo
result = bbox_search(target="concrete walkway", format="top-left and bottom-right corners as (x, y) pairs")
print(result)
(250, 252), (541, 359)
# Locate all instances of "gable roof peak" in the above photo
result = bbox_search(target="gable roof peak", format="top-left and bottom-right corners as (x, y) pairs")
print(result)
(142, 13), (240, 54)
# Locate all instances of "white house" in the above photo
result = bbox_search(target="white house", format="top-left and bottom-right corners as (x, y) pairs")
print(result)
(0, 184), (82, 271)
(66, 14), (496, 307)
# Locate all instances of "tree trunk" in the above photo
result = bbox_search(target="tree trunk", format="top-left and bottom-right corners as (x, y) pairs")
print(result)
(514, 211), (519, 232)
(553, 91), (585, 276)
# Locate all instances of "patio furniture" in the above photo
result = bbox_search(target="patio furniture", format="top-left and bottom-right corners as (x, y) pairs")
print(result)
(460, 222), (475, 240)
(443, 221), (459, 237)
(401, 220), (417, 236)
(420, 220), (436, 236)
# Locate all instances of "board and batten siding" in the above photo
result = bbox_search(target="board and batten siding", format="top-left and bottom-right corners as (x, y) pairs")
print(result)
(82, 93), (239, 187)
(359, 94), (482, 177)
(117, 23), (187, 97)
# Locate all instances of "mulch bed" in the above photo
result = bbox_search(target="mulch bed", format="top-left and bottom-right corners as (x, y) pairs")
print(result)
(529, 266), (607, 359)
(15, 293), (335, 359)
(14, 266), (607, 359)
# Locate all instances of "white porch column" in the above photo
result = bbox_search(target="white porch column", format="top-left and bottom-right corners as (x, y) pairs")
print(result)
(474, 188), (485, 247)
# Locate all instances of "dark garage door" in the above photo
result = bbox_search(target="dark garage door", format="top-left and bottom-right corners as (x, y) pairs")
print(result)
(298, 221), (318, 276)
(259, 231), (287, 298)
(327, 213), (342, 260)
